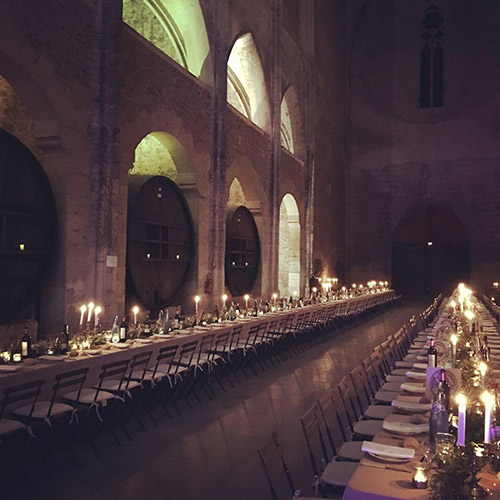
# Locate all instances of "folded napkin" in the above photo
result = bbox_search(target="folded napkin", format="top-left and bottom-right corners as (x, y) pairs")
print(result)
(405, 371), (426, 380)
(382, 421), (429, 435)
(391, 400), (431, 412)
(412, 362), (428, 370)
(417, 355), (426, 361)
(361, 441), (415, 460)
(400, 383), (426, 394)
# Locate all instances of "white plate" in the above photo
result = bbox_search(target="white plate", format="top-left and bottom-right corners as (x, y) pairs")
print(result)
(85, 349), (102, 355)
(400, 383), (426, 394)
(368, 452), (410, 463)
(0, 364), (21, 372)
(391, 400), (431, 413)
(412, 362), (428, 370)
(38, 354), (67, 362)
(111, 343), (130, 349)
(135, 338), (152, 344)
(382, 421), (429, 436)
(405, 371), (426, 380)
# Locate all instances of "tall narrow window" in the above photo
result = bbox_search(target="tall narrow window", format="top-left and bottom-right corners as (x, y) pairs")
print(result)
(419, 6), (444, 108)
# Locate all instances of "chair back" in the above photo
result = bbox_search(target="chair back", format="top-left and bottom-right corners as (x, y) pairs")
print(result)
(349, 364), (371, 412)
(196, 334), (215, 363)
(212, 331), (230, 354)
(175, 340), (198, 372)
(127, 350), (152, 386)
(317, 389), (349, 454)
(152, 344), (178, 377)
(300, 402), (330, 477)
(229, 325), (243, 350)
(337, 376), (359, 432)
(50, 367), (89, 414)
(95, 359), (130, 399)
(244, 324), (260, 349)
(1, 379), (44, 424)
(257, 431), (296, 500)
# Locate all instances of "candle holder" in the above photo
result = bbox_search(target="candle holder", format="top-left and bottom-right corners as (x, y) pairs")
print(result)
(469, 443), (488, 498)
(412, 465), (428, 489)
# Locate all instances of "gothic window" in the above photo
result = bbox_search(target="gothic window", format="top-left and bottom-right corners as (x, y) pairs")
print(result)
(419, 6), (444, 108)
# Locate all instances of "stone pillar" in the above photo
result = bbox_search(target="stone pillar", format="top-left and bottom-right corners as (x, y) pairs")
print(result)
(88, 0), (123, 321)
(268, 0), (283, 297)
(208, 0), (229, 305)
(304, 0), (315, 291)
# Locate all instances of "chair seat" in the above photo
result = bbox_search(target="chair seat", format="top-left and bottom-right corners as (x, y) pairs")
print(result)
(337, 440), (364, 461)
(152, 363), (189, 376)
(13, 401), (74, 420)
(353, 419), (383, 438)
(320, 460), (358, 488)
(97, 379), (141, 393)
(374, 390), (398, 404)
(389, 368), (408, 376)
(0, 418), (25, 437)
(363, 404), (393, 420)
(63, 388), (116, 405)
(130, 370), (166, 382)
(380, 382), (402, 392)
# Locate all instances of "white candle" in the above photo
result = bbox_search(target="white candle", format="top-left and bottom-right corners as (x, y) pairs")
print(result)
(79, 305), (87, 325)
(272, 293), (278, 307)
(222, 294), (227, 309)
(132, 305), (139, 325)
(450, 333), (458, 362)
(456, 393), (467, 446)
(87, 302), (94, 323)
(244, 294), (249, 309)
(194, 295), (200, 317)
(94, 306), (102, 327)
(481, 391), (494, 444)
(478, 361), (488, 385)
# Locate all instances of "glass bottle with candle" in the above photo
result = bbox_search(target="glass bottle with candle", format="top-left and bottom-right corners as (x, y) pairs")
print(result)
(111, 315), (120, 343)
(429, 369), (450, 448)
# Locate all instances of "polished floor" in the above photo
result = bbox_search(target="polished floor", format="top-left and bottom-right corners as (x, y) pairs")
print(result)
(14, 300), (427, 500)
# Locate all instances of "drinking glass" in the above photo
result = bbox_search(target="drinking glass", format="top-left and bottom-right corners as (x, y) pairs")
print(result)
(435, 433), (455, 463)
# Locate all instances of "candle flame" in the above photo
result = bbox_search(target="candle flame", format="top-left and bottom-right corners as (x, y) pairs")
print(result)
(455, 393), (467, 407)
(450, 334), (458, 346)
(481, 390), (494, 407)
(478, 362), (488, 377)
(132, 305), (139, 314)
(194, 295), (200, 303)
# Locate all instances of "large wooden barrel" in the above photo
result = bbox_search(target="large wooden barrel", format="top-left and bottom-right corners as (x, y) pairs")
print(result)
(225, 206), (260, 296)
(0, 129), (57, 323)
(127, 175), (194, 308)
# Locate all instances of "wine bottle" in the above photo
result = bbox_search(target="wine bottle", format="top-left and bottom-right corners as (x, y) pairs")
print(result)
(213, 305), (220, 322)
(173, 309), (181, 329)
(119, 316), (128, 342)
(144, 314), (151, 336)
(427, 339), (437, 367)
(21, 327), (31, 358)
(59, 324), (69, 354)
(429, 369), (450, 447)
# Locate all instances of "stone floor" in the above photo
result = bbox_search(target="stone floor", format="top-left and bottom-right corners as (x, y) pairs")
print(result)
(13, 299), (427, 500)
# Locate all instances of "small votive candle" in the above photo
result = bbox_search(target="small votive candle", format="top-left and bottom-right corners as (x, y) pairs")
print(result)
(12, 353), (22, 363)
(412, 466), (428, 489)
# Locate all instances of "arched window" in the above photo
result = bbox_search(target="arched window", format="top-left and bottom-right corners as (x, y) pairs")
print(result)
(227, 33), (271, 132)
(419, 6), (444, 108)
(123, 0), (210, 79)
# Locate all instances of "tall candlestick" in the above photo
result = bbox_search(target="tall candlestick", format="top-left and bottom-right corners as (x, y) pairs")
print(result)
(222, 294), (227, 310)
(450, 334), (458, 364)
(478, 361), (487, 385)
(94, 306), (102, 327)
(272, 293), (278, 308)
(132, 305), (139, 325)
(79, 305), (87, 325)
(194, 295), (200, 317)
(87, 302), (94, 323)
(244, 294), (249, 309)
(456, 393), (467, 446)
(481, 391), (494, 444)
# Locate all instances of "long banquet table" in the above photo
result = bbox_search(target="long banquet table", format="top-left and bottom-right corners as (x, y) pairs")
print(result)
(0, 291), (395, 399)
(342, 297), (500, 499)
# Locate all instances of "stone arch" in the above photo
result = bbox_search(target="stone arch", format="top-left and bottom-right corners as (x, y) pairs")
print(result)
(227, 33), (271, 132)
(123, 0), (211, 80)
(129, 131), (193, 182)
(227, 177), (247, 208)
(281, 85), (306, 159)
(279, 193), (301, 297)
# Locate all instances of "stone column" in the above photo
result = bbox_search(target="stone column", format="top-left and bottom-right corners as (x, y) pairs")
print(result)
(304, 0), (316, 291)
(88, 0), (123, 320)
(268, 0), (283, 297)
(208, 0), (229, 305)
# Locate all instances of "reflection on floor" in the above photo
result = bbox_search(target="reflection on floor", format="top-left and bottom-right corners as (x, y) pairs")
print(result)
(16, 300), (427, 500)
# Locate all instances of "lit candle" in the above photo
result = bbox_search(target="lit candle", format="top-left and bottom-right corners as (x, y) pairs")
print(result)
(132, 305), (139, 325)
(94, 306), (102, 327)
(481, 391), (494, 444)
(87, 302), (94, 323)
(456, 393), (467, 446)
(272, 293), (278, 307)
(478, 361), (488, 385)
(79, 305), (87, 325)
(222, 294), (228, 310)
(244, 294), (250, 309)
(412, 465), (428, 489)
(194, 295), (200, 317)
(450, 333), (458, 362)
